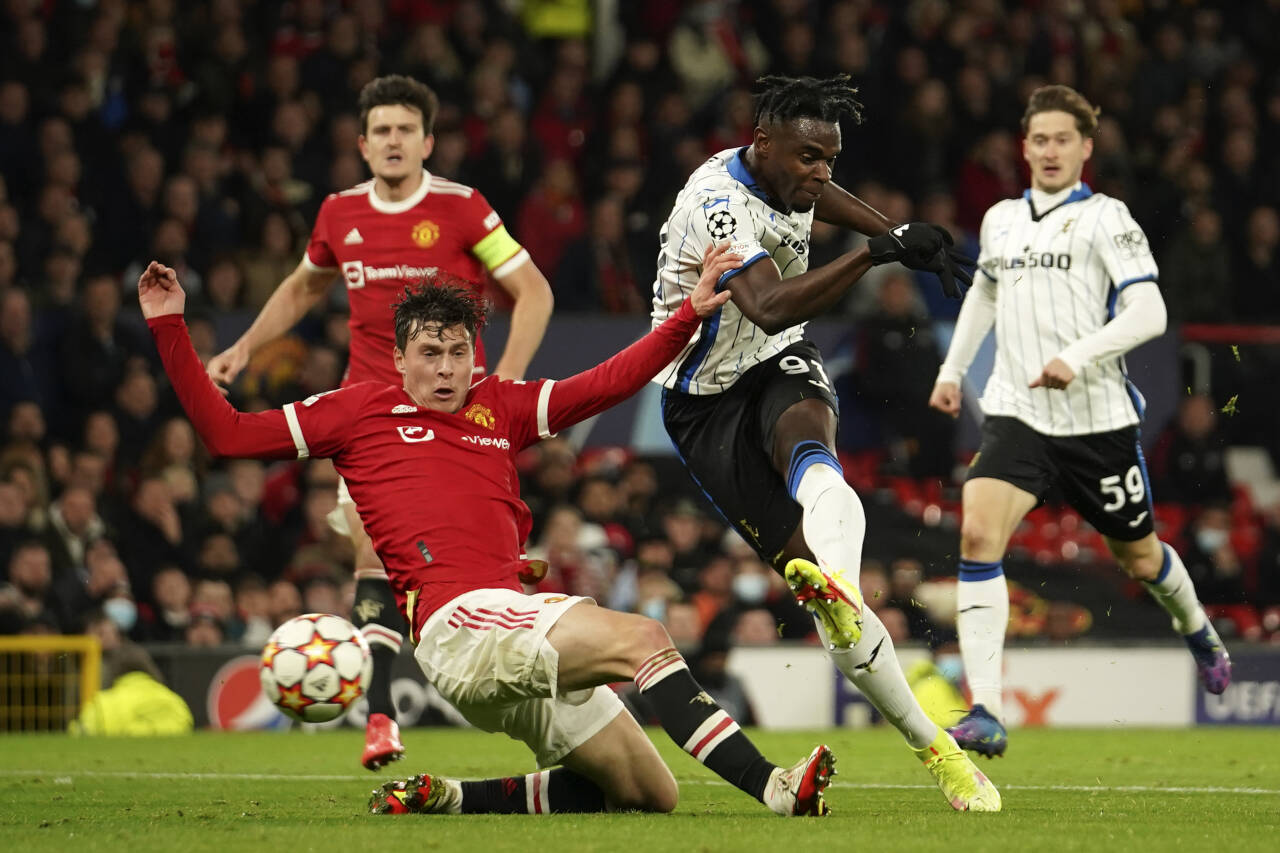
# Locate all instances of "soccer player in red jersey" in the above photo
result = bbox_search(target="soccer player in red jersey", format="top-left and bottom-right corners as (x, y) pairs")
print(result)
(206, 76), (554, 769)
(141, 248), (837, 817)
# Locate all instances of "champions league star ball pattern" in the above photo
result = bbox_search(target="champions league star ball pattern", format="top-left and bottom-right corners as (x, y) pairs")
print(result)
(260, 613), (373, 723)
(708, 210), (737, 240)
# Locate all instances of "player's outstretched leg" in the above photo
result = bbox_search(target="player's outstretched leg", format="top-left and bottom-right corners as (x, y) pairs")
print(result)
(1139, 543), (1232, 694)
(352, 569), (408, 770)
(370, 767), (608, 815)
(634, 645), (835, 816)
(814, 609), (1002, 811)
(913, 729), (1002, 812)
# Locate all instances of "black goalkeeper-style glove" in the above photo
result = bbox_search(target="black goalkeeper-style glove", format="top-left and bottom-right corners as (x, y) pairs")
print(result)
(867, 223), (973, 299)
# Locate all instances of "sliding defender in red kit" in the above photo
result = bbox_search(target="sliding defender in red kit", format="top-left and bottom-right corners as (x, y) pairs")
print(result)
(139, 246), (837, 818)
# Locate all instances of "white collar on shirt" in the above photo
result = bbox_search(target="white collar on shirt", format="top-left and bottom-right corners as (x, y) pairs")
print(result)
(368, 169), (432, 214)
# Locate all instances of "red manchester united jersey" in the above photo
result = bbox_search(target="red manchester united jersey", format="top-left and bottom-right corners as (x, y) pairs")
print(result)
(304, 170), (529, 385)
(147, 300), (701, 637)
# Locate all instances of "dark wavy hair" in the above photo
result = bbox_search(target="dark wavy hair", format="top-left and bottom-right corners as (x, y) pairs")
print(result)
(358, 75), (440, 136)
(393, 276), (488, 351)
(753, 73), (864, 127)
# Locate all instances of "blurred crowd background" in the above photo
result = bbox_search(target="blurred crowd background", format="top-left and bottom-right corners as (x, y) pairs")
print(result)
(2, 0), (1280, 669)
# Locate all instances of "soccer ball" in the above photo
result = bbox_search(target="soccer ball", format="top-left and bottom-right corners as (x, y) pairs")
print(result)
(260, 613), (372, 723)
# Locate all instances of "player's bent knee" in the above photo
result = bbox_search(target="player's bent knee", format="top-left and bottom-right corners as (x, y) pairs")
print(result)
(960, 520), (1005, 562)
(1108, 535), (1162, 581)
(629, 615), (675, 661)
(609, 768), (678, 813)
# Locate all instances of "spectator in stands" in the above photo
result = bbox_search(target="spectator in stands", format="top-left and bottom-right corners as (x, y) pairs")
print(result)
(1183, 506), (1248, 605)
(42, 484), (106, 577)
(6, 539), (58, 630)
(267, 577), (303, 627)
(1161, 207), (1233, 324)
(515, 158), (585, 278)
(1236, 206), (1280, 320)
(1, 289), (59, 421)
(185, 604), (226, 647)
(145, 565), (191, 643)
(854, 272), (955, 478)
(555, 196), (648, 313)
(235, 575), (274, 647)
(1151, 394), (1232, 508)
(110, 476), (188, 593)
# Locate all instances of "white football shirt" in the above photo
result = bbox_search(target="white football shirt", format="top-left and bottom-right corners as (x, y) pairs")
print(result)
(972, 183), (1159, 435)
(650, 147), (813, 395)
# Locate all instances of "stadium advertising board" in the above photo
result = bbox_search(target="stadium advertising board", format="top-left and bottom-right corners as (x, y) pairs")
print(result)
(1196, 648), (1280, 726)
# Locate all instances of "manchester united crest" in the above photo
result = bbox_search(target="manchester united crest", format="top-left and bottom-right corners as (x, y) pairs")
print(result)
(464, 403), (496, 430)
(411, 220), (440, 248)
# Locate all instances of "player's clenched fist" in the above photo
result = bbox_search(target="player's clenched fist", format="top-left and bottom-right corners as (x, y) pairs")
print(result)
(929, 381), (963, 417)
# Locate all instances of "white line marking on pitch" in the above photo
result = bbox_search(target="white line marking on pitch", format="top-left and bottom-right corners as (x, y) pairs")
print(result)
(1, 769), (1277, 795)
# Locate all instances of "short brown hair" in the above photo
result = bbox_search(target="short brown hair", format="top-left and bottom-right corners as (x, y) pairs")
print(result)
(357, 75), (439, 136)
(1021, 85), (1099, 138)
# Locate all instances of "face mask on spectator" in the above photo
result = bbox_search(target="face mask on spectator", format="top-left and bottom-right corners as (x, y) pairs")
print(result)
(104, 597), (137, 632)
(1195, 529), (1228, 553)
(935, 653), (964, 686)
(732, 573), (769, 605)
(640, 598), (666, 622)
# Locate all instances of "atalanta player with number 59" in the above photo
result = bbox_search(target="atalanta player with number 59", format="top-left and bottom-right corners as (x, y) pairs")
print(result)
(140, 249), (842, 819)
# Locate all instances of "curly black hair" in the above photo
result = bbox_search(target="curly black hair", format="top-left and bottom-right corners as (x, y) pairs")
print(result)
(753, 74), (864, 127)
(358, 74), (440, 136)
(392, 275), (489, 351)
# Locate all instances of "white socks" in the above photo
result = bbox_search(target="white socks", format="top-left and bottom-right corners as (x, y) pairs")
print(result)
(822, 610), (938, 749)
(793, 460), (866, 585)
(1142, 543), (1206, 635)
(956, 560), (1009, 719)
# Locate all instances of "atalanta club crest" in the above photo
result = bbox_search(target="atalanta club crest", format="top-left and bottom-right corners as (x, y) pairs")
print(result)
(464, 403), (496, 430)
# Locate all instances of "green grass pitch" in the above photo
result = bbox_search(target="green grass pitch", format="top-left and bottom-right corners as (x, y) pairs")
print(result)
(3, 727), (1277, 852)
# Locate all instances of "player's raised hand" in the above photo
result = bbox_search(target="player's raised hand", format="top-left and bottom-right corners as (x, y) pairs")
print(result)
(691, 242), (740, 318)
(868, 223), (972, 299)
(929, 380), (963, 417)
(137, 261), (186, 319)
(206, 342), (250, 395)
(1029, 357), (1076, 390)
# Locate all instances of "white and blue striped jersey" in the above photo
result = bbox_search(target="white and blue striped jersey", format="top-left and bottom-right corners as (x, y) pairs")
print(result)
(974, 184), (1159, 435)
(650, 147), (813, 395)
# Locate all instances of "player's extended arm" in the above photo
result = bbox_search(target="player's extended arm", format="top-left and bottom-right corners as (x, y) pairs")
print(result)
(723, 245), (873, 335)
(489, 260), (554, 381)
(814, 181), (895, 235)
(544, 245), (737, 433)
(139, 262), (314, 459)
(206, 259), (335, 387)
(936, 272), (998, 387)
(727, 223), (965, 334)
(1052, 282), (1167, 376)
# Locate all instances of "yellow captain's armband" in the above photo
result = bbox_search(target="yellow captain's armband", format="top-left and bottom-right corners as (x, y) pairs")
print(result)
(472, 225), (528, 277)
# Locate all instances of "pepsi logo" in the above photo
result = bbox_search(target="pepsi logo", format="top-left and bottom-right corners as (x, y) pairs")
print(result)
(207, 655), (289, 731)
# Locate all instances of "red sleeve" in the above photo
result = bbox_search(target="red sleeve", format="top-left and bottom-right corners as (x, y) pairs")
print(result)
(146, 314), (348, 460)
(533, 300), (700, 441)
(459, 187), (501, 248)
(304, 195), (338, 269)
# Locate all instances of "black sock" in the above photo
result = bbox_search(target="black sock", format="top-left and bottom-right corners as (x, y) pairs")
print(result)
(635, 647), (775, 801)
(460, 768), (607, 814)
(351, 576), (406, 720)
